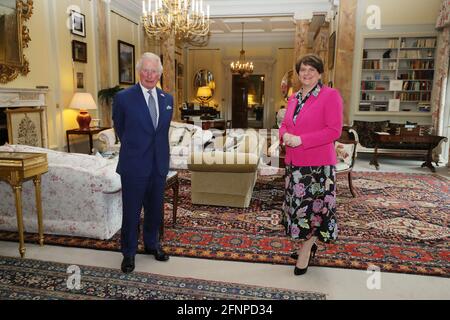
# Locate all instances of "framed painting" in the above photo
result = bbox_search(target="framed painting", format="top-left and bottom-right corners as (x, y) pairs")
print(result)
(5, 108), (46, 147)
(70, 10), (86, 37)
(118, 40), (135, 85)
(72, 40), (87, 63)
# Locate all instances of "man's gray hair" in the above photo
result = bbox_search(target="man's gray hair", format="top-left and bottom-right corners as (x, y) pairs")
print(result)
(136, 52), (163, 74)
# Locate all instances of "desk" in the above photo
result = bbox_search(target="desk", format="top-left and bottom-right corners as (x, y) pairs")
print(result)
(66, 127), (110, 154)
(372, 133), (446, 172)
(0, 152), (48, 257)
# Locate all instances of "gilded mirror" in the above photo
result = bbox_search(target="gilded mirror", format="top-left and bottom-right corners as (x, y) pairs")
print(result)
(193, 69), (215, 103)
(0, 0), (33, 84)
(281, 70), (294, 101)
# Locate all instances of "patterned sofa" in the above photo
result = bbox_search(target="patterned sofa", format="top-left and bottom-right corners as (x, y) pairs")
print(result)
(0, 144), (122, 240)
(97, 121), (213, 169)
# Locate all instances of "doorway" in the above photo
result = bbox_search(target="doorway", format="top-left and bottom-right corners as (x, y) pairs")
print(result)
(231, 74), (265, 129)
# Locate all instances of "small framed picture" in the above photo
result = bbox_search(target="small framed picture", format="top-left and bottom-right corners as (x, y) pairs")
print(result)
(118, 40), (135, 85)
(76, 72), (84, 89)
(70, 10), (86, 37)
(72, 40), (87, 63)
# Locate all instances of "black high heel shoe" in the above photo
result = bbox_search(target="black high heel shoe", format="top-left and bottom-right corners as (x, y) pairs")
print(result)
(294, 243), (318, 276)
(290, 243), (318, 260)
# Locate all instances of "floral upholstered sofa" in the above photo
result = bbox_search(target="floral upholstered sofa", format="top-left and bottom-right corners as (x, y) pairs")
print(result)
(0, 144), (122, 240)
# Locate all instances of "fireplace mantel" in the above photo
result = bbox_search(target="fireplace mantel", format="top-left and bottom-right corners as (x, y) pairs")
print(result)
(0, 88), (49, 108)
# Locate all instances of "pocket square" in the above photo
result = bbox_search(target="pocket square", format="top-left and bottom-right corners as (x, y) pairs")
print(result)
(166, 105), (172, 110)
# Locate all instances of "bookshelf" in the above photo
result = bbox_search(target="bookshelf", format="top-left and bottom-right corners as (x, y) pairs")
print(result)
(358, 36), (436, 116)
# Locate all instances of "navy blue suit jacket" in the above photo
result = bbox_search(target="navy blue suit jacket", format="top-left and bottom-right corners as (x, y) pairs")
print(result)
(112, 84), (173, 178)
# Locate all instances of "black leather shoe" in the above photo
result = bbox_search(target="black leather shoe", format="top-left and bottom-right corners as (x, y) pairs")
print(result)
(144, 246), (170, 261)
(121, 256), (135, 273)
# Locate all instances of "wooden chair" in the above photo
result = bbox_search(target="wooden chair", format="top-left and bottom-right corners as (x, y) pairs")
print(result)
(335, 128), (358, 197)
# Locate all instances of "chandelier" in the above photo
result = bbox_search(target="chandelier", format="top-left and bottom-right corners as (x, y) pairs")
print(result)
(141, 0), (210, 46)
(230, 22), (254, 77)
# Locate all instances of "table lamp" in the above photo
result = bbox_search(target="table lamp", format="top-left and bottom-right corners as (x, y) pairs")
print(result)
(69, 92), (98, 130)
(196, 86), (212, 106)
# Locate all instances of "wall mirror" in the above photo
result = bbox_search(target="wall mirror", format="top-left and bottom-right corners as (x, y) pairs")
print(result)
(0, 0), (33, 84)
(193, 69), (215, 104)
(281, 70), (294, 101)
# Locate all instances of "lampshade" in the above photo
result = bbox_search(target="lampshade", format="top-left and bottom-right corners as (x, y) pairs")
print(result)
(69, 93), (97, 130)
(196, 86), (212, 106)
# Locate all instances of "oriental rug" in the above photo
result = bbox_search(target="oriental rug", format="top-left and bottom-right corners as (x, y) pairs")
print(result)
(0, 171), (448, 277)
(0, 255), (325, 300)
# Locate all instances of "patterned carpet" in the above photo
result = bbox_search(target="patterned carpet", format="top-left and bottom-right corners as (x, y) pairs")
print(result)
(0, 255), (325, 300)
(0, 171), (448, 277)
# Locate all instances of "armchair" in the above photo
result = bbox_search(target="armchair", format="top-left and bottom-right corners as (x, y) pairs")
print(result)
(335, 128), (358, 197)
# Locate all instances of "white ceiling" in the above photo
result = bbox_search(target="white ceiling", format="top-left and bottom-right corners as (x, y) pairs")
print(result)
(110, 0), (336, 44)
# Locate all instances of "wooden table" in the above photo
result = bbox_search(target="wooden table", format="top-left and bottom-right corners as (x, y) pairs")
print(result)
(66, 127), (110, 154)
(371, 133), (446, 172)
(0, 152), (48, 257)
(159, 171), (179, 240)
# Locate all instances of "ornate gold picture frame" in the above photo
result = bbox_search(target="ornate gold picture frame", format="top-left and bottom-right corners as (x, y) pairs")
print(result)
(0, 0), (33, 84)
(5, 107), (45, 147)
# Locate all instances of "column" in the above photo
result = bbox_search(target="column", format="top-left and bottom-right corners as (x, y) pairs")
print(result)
(161, 32), (179, 120)
(96, 0), (112, 127)
(431, 28), (449, 134)
(334, 0), (357, 125)
(312, 23), (330, 85)
(293, 20), (311, 91)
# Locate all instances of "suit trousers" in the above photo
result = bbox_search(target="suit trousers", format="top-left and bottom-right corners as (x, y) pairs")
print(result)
(120, 171), (166, 257)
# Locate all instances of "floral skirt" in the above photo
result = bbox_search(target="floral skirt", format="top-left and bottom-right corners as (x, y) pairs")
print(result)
(282, 165), (338, 243)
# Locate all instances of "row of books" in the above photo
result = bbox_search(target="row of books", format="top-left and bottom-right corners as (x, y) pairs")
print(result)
(396, 92), (431, 101)
(400, 60), (434, 69)
(398, 70), (434, 80)
(407, 38), (436, 48)
(402, 81), (432, 91)
(362, 60), (397, 69)
(398, 50), (434, 59)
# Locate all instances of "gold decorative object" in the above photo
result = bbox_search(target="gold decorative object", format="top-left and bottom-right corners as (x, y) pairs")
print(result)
(230, 22), (254, 77)
(0, 0), (34, 84)
(141, 0), (210, 46)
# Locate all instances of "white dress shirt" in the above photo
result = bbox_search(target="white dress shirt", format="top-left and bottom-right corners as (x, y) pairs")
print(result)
(139, 83), (160, 126)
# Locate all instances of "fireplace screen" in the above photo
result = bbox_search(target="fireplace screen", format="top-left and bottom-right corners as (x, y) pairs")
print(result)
(5, 107), (45, 147)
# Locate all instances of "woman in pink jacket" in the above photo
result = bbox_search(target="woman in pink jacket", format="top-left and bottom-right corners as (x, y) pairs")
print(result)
(279, 54), (343, 275)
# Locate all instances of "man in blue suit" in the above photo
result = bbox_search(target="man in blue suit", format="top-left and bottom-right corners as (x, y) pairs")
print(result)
(113, 52), (173, 273)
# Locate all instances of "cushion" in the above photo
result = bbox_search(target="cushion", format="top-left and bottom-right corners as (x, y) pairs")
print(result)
(169, 127), (187, 146)
(335, 142), (355, 166)
(352, 120), (390, 148)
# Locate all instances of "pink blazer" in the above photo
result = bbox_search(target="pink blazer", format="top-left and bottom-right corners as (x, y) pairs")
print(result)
(279, 86), (343, 167)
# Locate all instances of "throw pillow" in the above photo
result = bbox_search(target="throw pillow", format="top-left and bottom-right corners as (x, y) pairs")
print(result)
(335, 142), (354, 166)
(169, 127), (186, 146)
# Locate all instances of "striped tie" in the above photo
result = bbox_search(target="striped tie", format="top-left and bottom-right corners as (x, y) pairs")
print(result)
(147, 90), (158, 128)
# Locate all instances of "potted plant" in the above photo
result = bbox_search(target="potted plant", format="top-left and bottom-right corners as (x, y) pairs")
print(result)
(97, 86), (123, 127)
(98, 85), (123, 106)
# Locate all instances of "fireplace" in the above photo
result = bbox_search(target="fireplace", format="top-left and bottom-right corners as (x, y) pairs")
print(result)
(0, 88), (49, 148)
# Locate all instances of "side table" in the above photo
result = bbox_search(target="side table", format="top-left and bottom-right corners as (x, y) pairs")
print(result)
(66, 127), (111, 154)
(0, 152), (48, 258)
